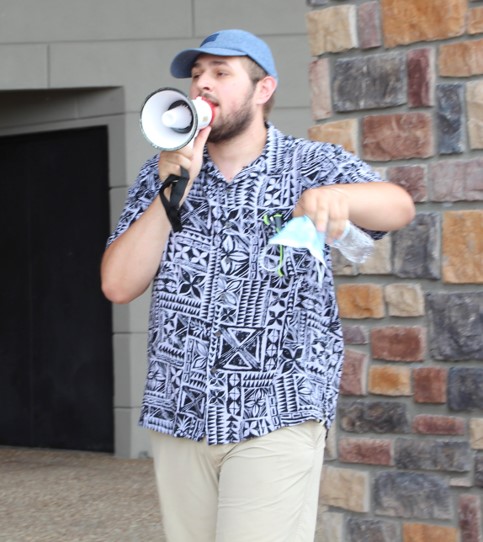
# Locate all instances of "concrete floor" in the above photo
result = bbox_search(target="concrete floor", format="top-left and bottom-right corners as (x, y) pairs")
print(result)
(0, 447), (166, 542)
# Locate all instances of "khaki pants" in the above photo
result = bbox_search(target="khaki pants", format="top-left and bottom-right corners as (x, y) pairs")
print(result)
(150, 421), (326, 542)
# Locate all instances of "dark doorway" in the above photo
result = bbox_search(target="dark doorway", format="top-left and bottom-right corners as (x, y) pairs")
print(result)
(0, 126), (114, 452)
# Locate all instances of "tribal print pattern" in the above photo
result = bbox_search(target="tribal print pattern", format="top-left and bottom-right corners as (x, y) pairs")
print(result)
(108, 124), (385, 445)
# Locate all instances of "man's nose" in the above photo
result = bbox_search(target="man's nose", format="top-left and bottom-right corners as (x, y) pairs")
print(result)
(194, 73), (213, 91)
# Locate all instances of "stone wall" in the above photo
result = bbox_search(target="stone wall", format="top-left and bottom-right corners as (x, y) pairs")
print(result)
(306, 1), (483, 541)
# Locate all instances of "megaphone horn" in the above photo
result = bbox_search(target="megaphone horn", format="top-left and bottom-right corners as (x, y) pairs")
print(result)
(140, 88), (215, 150)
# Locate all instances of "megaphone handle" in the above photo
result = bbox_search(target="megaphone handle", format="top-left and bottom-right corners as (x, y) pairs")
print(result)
(159, 166), (190, 233)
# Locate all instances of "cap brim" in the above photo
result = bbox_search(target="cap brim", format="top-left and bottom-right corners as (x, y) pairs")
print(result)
(170, 47), (248, 78)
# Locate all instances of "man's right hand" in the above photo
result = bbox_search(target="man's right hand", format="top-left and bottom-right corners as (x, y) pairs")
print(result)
(157, 126), (211, 204)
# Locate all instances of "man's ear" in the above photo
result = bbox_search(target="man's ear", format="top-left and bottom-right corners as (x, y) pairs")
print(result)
(257, 76), (277, 105)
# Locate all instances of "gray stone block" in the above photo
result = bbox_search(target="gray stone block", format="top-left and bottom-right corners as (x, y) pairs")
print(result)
(427, 292), (483, 360)
(374, 471), (452, 519)
(475, 454), (483, 487)
(448, 368), (483, 411)
(339, 400), (410, 434)
(392, 213), (440, 279)
(437, 83), (465, 155)
(394, 438), (472, 472)
(333, 53), (406, 112)
(347, 518), (399, 542)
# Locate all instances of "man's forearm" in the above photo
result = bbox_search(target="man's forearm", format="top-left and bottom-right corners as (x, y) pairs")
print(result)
(340, 181), (415, 232)
(101, 197), (172, 304)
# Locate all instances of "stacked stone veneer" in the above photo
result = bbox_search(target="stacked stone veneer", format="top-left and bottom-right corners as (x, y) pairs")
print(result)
(306, 1), (483, 541)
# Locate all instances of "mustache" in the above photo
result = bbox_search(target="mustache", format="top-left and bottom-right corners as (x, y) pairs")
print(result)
(199, 93), (219, 106)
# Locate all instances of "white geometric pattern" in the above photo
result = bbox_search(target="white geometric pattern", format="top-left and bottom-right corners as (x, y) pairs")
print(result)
(108, 124), (385, 445)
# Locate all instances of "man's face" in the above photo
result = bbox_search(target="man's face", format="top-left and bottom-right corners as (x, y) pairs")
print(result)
(190, 55), (257, 142)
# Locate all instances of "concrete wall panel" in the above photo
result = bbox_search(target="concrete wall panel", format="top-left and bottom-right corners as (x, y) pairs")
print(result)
(114, 333), (148, 409)
(194, 0), (309, 36)
(0, 45), (48, 89)
(0, 0), (193, 43)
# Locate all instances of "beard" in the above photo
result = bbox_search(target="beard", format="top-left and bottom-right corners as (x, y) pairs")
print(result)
(205, 89), (256, 143)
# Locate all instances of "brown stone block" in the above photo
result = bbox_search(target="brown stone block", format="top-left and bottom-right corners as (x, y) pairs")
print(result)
(339, 437), (393, 465)
(381, 0), (465, 48)
(413, 367), (447, 404)
(407, 48), (435, 108)
(387, 164), (427, 202)
(384, 283), (425, 317)
(402, 522), (458, 542)
(439, 38), (483, 76)
(467, 80), (483, 150)
(368, 365), (412, 396)
(320, 465), (369, 512)
(308, 119), (358, 154)
(340, 349), (368, 396)
(450, 475), (473, 488)
(342, 324), (369, 345)
(358, 1), (382, 50)
(468, 7), (483, 34)
(309, 58), (332, 121)
(306, 6), (357, 56)
(412, 415), (466, 435)
(430, 159), (483, 201)
(316, 511), (344, 542)
(459, 494), (482, 542)
(362, 113), (433, 161)
(442, 210), (483, 284)
(337, 284), (385, 319)
(359, 235), (392, 275)
(470, 418), (483, 450)
(371, 326), (426, 362)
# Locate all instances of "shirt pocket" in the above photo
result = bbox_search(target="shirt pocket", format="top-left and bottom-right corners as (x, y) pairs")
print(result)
(256, 206), (323, 278)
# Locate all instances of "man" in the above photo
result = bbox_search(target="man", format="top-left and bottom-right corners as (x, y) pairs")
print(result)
(101, 29), (414, 542)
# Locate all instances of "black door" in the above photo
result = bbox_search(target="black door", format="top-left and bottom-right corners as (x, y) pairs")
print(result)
(0, 126), (114, 452)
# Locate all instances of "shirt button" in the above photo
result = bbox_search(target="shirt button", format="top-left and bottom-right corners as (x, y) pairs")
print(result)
(215, 331), (222, 337)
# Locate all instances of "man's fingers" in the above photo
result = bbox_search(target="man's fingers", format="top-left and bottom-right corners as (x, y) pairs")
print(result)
(194, 126), (211, 151)
(294, 186), (350, 239)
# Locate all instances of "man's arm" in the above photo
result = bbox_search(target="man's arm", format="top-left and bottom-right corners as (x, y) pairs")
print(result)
(100, 198), (172, 304)
(101, 127), (211, 304)
(293, 181), (415, 244)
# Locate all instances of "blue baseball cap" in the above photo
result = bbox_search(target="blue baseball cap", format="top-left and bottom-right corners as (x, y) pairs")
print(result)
(170, 29), (278, 81)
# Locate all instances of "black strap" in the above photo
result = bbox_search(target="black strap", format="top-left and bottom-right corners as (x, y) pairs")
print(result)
(159, 166), (190, 232)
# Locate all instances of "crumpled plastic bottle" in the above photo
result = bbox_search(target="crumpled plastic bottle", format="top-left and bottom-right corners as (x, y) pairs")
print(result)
(268, 215), (374, 264)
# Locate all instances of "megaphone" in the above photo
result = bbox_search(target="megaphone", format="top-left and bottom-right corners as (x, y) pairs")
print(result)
(140, 87), (215, 150)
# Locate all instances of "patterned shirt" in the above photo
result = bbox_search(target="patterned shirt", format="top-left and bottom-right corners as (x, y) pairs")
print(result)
(108, 124), (384, 445)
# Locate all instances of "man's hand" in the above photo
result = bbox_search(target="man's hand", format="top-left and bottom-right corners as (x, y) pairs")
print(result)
(157, 126), (211, 204)
(293, 186), (350, 244)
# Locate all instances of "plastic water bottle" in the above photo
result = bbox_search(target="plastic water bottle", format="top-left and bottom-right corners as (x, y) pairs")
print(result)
(331, 221), (374, 263)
